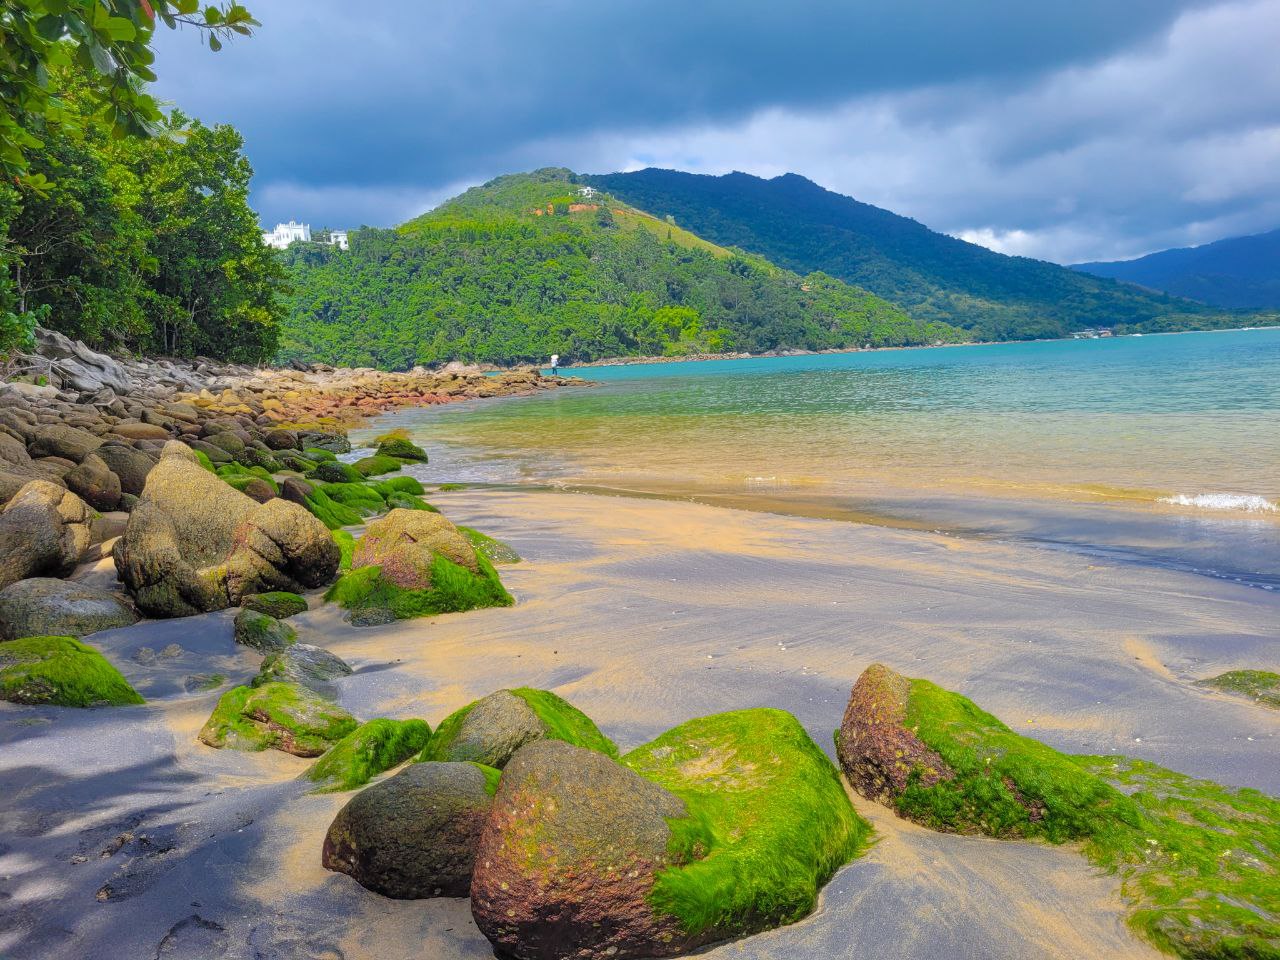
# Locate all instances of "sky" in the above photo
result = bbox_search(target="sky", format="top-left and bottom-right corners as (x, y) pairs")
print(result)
(152, 0), (1280, 264)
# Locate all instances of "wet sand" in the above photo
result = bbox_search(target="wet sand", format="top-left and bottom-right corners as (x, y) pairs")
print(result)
(2, 487), (1278, 959)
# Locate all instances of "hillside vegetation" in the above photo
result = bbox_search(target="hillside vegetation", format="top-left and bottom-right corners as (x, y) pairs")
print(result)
(1074, 228), (1280, 309)
(278, 169), (962, 368)
(586, 169), (1267, 340)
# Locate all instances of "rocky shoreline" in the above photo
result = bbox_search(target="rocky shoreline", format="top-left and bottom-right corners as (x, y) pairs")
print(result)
(1, 330), (1277, 960)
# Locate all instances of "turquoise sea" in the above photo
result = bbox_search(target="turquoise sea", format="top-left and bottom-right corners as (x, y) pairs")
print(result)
(357, 328), (1280, 588)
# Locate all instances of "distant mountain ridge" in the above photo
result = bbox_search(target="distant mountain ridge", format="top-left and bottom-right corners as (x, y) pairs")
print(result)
(1072, 229), (1280, 309)
(276, 168), (958, 368)
(585, 169), (1262, 339)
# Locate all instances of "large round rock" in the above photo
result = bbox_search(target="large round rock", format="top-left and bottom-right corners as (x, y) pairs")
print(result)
(322, 761), (494, 898)
(114, 443), (339, 617)
(470, 740), (691, 960)
(0, 481), (94, 590)
(0, 578), (137, 641)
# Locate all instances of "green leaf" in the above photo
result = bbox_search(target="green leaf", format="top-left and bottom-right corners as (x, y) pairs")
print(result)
(103, 17), (138, 41)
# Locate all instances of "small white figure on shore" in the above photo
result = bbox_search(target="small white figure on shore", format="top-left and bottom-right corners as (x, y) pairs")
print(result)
(549, 353), (560, 375)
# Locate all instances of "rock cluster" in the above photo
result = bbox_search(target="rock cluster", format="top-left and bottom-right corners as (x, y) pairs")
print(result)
(319, 692), (867, 960)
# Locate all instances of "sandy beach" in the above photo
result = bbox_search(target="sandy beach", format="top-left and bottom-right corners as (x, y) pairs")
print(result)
(3, 483), (1276, 960)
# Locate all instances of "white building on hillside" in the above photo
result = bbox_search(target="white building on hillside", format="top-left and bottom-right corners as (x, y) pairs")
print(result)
(262, 220), (311, 249)
(261, 221), (351, 251)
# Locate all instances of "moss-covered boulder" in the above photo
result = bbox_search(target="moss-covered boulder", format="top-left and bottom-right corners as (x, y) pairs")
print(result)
(198, 681), (356, 756)
(384, 492), (438, 513)
(240, 591), (308, 620)
(471, 740), (692, 959)
(1196, 669), (1280, 709)
(837, 664), (1280, 960)
(376, 436), (428, 463)
(233, 608), (297, 654)
(306, 460), (364, 485)
(419, 688), (615, 768)
(372, 476), (424, 497)
(836, 663), (1132, 838)
(461, 526), (521, 564)
(317, 482), (385, 516)
(301, 488), (364, 530)
(623, 708), (869, 947)
(326, 510), (512, 621)
(353, 454), (403, 477)
(254, 643), (351, 698)
(305, 717), (433, 792)
(323, 760), (496, 898)
(0, 578), (138, 641)
(114, 443), (340, 617)
(0, 635), (143, 707)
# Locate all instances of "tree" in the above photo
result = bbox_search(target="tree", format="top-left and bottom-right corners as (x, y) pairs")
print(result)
(0, 1), (258, 186)
(2, 76), (284, 362)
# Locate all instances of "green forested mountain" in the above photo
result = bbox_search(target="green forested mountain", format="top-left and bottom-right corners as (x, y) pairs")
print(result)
(1073, 228), (1280, 309)
(585, 169), (1264, 340)
(277, 169), (962, 368)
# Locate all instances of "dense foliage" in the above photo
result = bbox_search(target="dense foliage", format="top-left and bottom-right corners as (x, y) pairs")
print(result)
(279, 170), (961, 367)
(1074, 228), (1280, 309)
(0, 79), (284, 362)
(586, 169), (1267, 340)
(0, 0), (256, 184)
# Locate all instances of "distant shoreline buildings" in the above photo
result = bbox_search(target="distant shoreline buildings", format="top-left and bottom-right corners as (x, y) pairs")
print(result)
(261, 220), (350, 251)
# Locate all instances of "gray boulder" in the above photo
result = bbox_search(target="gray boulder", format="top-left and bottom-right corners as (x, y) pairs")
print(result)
(255, 643), (351, 697)
(0, 481), (93, 590)
(113, 443), (340, 617)
(93, 443), (155, 497)
(30, 326), (133, 393)
(233, 608), (297, 654)
(0, 578), (138, 641)
(322, 762), (495, 898)
(27, 424), (102, 463)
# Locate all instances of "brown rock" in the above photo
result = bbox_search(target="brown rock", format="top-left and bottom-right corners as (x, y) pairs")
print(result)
(63, 453), (122, 511)
(0, 481), (94, 590)
(835, 663), (954, 804)
(470, 740), (691, 960)
(27, 424), (102, 463)
(111, 421), (170, 441)
(94, 443), (156, 496)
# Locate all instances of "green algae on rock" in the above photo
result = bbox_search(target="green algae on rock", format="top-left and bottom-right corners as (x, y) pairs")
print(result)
(375, 436), (429, 463)
(0, 635), (144, 707)
(198, 681), (357, 756)
(836, 663), (1280, 960)
(460, 526), (521, 564)
(305, 717), (433, 792)
(232, 607), (297, 654)
(372, 476), (425, 497)
(306, 460), (365, 485)
(240, 591), (308, 620)
(1196, 670), (1280, 710)
(624, 707), (869, 943)
(326, 509), (512, 622)
(332, 530), (356, 571)
(352, 454), (403, 477)
(254, 643), (352, 698)
(303, 488), (364, 530)
(419, 688), (616, 768)
(317, 482), (386, 516)
(323, 760), (495, 899)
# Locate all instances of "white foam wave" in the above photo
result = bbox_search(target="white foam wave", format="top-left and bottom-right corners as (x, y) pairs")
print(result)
(1159, 493), (1278, 514)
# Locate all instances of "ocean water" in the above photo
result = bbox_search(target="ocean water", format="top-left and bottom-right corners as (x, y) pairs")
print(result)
(357, 329), (1280, 588)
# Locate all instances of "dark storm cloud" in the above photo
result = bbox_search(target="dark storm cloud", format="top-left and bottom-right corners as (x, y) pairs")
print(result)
(151, 0), (1277, 261)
